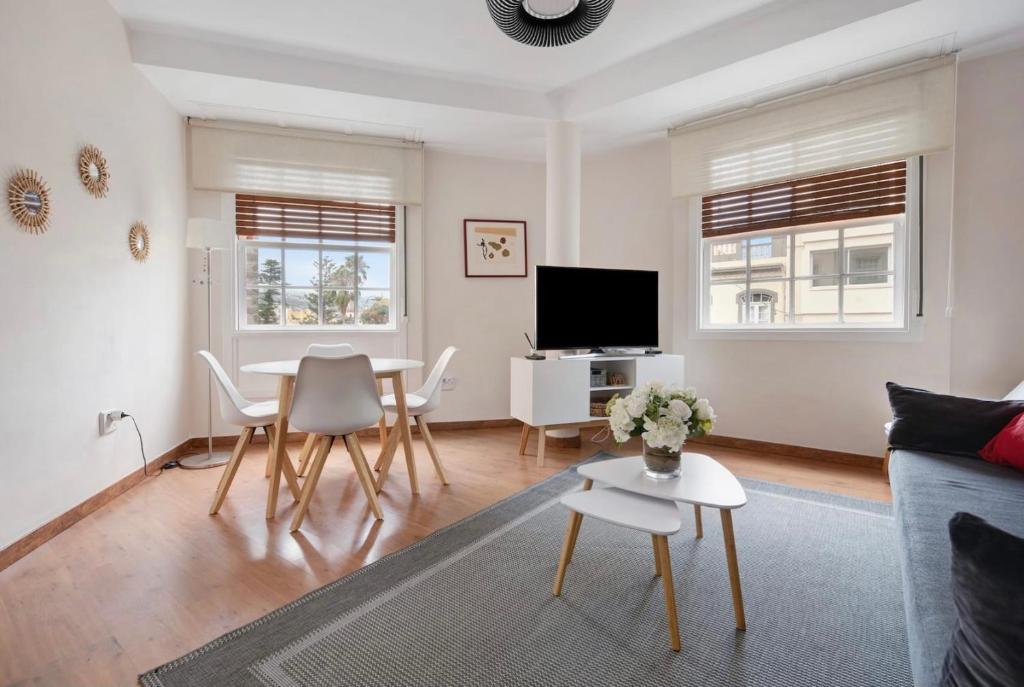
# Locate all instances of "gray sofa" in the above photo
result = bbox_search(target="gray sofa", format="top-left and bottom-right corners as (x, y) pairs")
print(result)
(889, 381), (1024, 686)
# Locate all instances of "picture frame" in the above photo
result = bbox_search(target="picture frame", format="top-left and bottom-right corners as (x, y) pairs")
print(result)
(463, 219), (528, 278)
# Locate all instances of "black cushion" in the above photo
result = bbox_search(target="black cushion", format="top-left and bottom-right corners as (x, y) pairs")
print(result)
(886, 383), (1024, 458)
(941, 512), (1024, 687)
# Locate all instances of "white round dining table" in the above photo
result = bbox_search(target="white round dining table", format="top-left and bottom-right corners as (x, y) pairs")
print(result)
(240, 357), (425, 519)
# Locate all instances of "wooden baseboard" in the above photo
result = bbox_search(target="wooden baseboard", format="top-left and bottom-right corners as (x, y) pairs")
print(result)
(0, 438), (193, 573)
(689, 434), (882, 469)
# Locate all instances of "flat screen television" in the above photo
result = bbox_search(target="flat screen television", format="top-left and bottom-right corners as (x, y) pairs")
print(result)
(535, 265), (658, 351)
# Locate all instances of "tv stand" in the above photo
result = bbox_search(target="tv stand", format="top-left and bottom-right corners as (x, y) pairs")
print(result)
(510, 354), (685, 466)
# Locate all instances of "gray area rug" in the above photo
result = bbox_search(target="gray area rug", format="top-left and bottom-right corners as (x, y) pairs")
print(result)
(141, 453), (912, 686)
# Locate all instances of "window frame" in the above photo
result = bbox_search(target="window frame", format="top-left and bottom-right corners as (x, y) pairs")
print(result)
(694, 159), (919, 336)
(234, 208), (403, 333)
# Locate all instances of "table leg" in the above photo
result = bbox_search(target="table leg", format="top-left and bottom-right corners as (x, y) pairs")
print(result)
(390, 372), (419, 495)
(655, 535), (681, 651)
(267, 376), (295, 519)
(720, 509), (747, 630)
(694, 505), (703, 539)
(553, 511), (583, 597)
(376, 378), (388, 464)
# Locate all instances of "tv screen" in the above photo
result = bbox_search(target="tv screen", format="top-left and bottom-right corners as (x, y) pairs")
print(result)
(535, 266), (658, 350)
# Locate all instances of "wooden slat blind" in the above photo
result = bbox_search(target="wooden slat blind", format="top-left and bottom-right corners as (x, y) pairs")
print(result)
(235, 194), (396, 243)
(701, 161), (906, 238)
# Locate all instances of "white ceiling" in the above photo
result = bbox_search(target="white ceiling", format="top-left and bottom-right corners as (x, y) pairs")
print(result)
(112, 0), (1024, 160)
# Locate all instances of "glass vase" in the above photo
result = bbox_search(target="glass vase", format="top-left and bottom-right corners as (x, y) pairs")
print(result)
(642, 441), (682, 480)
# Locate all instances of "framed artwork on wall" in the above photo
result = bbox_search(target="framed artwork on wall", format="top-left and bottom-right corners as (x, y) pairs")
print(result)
(463, 219), (527, 277)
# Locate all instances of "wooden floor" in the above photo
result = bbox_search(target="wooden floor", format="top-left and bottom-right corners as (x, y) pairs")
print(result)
(0, 426), (889, 686)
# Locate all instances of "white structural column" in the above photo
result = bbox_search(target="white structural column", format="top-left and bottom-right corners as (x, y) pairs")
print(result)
(545, 121), (582, 442)
(545, 120), (581, 267)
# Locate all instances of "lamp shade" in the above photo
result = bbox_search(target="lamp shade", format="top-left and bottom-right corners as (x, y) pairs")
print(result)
(186, 217), (229, 250)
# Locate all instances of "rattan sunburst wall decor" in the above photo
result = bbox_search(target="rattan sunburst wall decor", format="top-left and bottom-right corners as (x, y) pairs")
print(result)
(128, 221), (151, 262)
(7, 169), (51, 233)
(78, 145), (110, 198)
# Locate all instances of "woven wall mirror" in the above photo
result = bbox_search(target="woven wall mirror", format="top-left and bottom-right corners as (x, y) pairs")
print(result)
(78, 145), (109, 198)
(7, 169), (51, 233)
(128, 222), (150, 261)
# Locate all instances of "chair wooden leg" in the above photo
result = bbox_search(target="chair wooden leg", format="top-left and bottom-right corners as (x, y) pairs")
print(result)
(209, 427), (255, 515)
(655, 535), (681, 652)
(297, 433), (318, 477)
(694, 505), (703, 539)
(344, 434), (384, 520)
(652, 534), (662, 577)
(290, 436), (334, 532)
(720, 509), (747, 630)
(280, 445), (302, 502)
(375, 421), (404, 493)
(416, 417), (449, 485)
(553, 511), (583, 597)
(517, 423), (531, 456)
(536, 426), (547, 468)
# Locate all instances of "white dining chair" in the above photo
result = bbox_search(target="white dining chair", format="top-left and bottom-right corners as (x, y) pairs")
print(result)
(377, 346), (458, 489)
(197, 351), (299, 515)
(295, 343), (355, 477)
(288, 354), (385, 531)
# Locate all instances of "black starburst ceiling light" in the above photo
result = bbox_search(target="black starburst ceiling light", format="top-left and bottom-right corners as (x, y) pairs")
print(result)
(486, 0), (615, 47)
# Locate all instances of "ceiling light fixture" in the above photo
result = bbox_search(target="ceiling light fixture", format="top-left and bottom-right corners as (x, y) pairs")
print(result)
(486, 0), (614, 47)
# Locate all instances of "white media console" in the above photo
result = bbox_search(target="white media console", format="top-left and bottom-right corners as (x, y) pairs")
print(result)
(510, 354), (685, 466)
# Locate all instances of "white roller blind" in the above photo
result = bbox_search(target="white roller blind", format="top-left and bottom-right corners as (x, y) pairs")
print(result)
(669, 57), (955, 198)
(189, 121), (424, 205)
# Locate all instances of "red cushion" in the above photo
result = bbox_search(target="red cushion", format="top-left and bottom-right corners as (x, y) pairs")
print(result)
(979, 411), (1024, 470)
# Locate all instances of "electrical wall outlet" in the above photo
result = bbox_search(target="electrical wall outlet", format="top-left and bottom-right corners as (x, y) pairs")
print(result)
(98, 410), (124, 436)
(441, 376), (457, 391)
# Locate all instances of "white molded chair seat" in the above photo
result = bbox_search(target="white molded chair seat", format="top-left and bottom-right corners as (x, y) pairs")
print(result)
(197, 350), (299, 516)
(380, 393), (429, 413)
(288, 354), (386, 531)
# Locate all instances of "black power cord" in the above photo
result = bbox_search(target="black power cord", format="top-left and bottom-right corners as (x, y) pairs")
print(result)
(122, 413), (152, 477)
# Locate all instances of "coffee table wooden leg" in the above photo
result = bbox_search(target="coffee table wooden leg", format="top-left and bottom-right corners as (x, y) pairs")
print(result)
(563, 479), (592, 568)
(655, 535), (681, 651)
(536, 426), (546, 468)
(720, 509), (747, 630)
(553, 511), (583, 597)
(694, 505), (703, 539)
(652, 534), (662, 577)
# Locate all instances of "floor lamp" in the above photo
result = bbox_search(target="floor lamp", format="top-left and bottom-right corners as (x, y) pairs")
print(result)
(182, 218), (232, 470)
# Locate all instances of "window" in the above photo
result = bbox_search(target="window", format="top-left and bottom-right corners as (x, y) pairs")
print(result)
(235, 194), (399, 330)
(699, 160), (910, 331)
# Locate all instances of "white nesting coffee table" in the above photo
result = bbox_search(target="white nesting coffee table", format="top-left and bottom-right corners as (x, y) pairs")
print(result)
(553, 453), (748, 647)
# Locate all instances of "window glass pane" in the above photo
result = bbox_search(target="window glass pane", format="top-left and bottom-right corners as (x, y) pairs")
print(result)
(244, 247), (283, 286)
(322, 251), (357, 287)
(360, 252), (391, 288)
(794, 229), (840, 279)
(358, 290), (391, 325)
(245, 288), (281, 325)
(847, 246), (890, 285)
(284, 248), (320, 287)
(810, 249), (839, 287)
(284, 289), (319, 325)
(708, 282), (746, 325)
(792, 277), (839, 324)
(749, 235), (790, 280)
(323, 289), (356, 325)
(710, 239), (746, 283)
(843, 274), (895, 322)
(744, 281), (789, 324)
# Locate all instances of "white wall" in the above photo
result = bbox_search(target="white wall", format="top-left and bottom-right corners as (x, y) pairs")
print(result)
(0, 0), (189, 548)
(422, 150), (546, 422)
(949, 48), (1024, 399)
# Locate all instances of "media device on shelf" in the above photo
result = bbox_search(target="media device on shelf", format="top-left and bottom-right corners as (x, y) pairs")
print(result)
(534, 265), (659, 354)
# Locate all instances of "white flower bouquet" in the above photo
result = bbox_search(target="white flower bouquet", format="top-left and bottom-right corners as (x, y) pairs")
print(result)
(606, 383), (716, 456)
